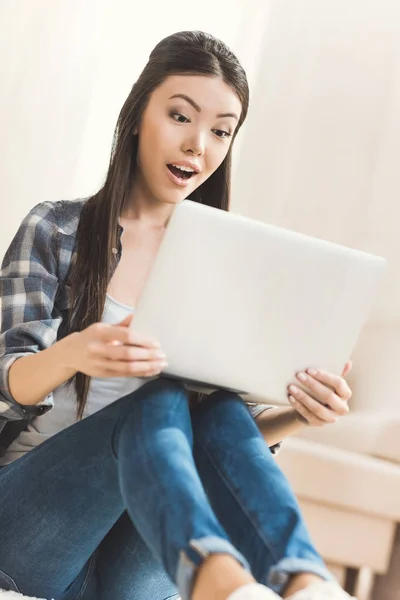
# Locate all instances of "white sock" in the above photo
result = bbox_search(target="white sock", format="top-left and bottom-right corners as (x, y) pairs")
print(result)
(226, 583), (278, 599)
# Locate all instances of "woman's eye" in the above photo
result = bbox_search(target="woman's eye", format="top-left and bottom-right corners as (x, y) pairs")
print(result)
(170, 113), (232, 139)
(213, 129), (232, 139)
(171, 112), (189, 124)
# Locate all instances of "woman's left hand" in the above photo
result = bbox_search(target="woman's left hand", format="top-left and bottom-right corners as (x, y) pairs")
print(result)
(287, 361), (353, 426)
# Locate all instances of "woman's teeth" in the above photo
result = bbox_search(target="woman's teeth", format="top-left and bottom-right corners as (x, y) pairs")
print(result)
(167, 164), (195, 179)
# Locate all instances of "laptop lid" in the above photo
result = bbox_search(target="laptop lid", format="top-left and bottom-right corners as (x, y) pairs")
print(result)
(131, 200), (387, 404)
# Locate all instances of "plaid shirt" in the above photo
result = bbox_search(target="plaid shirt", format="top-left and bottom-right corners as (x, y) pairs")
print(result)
(0, 199), (280, 452)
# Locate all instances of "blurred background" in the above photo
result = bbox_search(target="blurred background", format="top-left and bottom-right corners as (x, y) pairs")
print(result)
(0, 1), (399, 598)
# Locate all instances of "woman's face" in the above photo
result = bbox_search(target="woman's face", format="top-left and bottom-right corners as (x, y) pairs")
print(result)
(134, 74), (242, 205)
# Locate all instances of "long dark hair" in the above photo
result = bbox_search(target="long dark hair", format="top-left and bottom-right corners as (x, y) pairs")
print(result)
(66, 30), (250, 419)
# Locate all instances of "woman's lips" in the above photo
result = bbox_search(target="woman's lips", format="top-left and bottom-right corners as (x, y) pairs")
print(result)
(166, 165), (196, 188)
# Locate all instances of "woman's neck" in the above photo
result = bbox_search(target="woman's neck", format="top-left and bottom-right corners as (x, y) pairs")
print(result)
(122, 173), (175, 229)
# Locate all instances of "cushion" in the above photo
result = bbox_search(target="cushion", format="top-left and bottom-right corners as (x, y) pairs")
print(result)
(276, 437), (400, 520)
(294, 411), (400, 464)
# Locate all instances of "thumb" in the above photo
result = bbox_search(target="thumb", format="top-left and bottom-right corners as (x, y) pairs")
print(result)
(117, 313), (134, 328)
(342, 360), (353, 378)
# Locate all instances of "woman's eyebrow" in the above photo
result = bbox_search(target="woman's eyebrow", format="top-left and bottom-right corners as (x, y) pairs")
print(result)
(169, 93), (239, 121)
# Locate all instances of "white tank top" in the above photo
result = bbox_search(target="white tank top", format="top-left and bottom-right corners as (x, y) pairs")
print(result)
(0, 295), (146, 466)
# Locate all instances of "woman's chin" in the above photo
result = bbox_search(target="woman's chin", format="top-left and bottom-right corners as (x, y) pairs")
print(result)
(158, 190), (191, 206)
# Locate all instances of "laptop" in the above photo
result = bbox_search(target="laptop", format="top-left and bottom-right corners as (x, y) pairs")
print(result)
(131, 200), (387, 405)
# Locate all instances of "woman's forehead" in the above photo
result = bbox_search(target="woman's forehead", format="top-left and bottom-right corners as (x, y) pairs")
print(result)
(152, 74), (242, 117)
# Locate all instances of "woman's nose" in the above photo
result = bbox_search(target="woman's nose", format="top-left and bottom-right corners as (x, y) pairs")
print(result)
(182, 133), (206, 156)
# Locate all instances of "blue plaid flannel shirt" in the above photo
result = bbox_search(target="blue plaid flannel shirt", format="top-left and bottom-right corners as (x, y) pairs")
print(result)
(0, 199), (281, 453)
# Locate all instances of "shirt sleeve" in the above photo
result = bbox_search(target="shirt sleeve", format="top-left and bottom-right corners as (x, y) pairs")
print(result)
(0, 201), (62, 421)
(246, 402), (282, 455)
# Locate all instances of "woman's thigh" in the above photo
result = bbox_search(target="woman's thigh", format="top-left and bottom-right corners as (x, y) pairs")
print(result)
(85, 511), (179, 600)
(0, 380), (174, 600)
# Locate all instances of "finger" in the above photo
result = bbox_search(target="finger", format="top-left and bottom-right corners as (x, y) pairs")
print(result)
(294, 373), (349, 416)
(94, 359), (167, 377)
(93, 323), (161, 349)
(303, 368), (352, 402)
(288, 395), (326, 427)
(90, 343), (166, 363)
(342, 361), (353, 378)
(288, 385), (339, 423)
(95, 365), (163, 378)
(117, 314), (134, 327)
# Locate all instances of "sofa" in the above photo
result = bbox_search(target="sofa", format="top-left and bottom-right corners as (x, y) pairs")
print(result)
(275, 322), (400, 600)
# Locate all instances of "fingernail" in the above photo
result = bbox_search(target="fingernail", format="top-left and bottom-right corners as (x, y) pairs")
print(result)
(288, 395), (295, 404)
(307, 368), (317, 376)
(156, 352), (166, 359)
(152, 341), (161, 348)
(160, 361), (168, 368)
(289, 385), (298, 395)
(297, 372), (307, 382)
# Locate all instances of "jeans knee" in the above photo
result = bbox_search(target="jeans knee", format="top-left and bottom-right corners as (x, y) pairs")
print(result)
(191, 390), (248, 438)
(141, 376), (187, 397)
(112, 378), (190, 456)
(197, 389), (244, 416)
(118, 378), (189, 421)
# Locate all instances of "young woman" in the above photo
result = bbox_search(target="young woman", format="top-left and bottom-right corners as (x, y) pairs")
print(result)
(0, 31), (355, 600)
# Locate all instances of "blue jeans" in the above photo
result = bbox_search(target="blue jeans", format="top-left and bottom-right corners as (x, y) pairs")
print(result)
(0, 378), (332, 600)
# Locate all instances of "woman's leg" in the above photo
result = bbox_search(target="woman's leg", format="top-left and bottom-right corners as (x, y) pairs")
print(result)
(114, 379), (251, 598)
(0, 378), (248, 600)
(86, 511), (179, 600)
(191, 391), (334, 596)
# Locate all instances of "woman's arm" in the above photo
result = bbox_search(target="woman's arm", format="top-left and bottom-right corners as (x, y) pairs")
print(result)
(8, 334), (78, 406)
(0, 202), (63, 419)
(8, 316), (165, 406)
(255, 406), (307, 447)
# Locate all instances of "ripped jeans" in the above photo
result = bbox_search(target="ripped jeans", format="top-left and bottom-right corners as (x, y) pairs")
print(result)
(0, 378), (332, 600)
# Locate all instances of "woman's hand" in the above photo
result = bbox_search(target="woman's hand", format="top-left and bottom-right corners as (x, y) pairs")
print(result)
(287, 361), (353, 426)
(69, 314), (168, 378)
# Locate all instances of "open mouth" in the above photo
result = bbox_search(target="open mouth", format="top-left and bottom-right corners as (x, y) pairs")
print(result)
(167, 164), (196, 180)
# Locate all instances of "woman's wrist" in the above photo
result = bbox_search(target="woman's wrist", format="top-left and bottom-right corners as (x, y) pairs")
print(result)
(56, 333), (81, 376)
(255, 406), (308, 446)
(291, 407), (310, 426)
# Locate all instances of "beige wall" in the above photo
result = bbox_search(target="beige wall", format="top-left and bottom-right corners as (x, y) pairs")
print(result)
(0, 0), (104, 252)
(1, 0), (399, 413)
(231, 0), (400, 414)
(0, 0), (265, 255)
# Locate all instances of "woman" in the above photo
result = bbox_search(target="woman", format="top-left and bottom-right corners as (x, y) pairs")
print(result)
(0, 31), (355, 600)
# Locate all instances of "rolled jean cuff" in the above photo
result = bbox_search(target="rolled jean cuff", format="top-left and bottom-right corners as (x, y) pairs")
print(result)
(176, 536), (251, 600)
(267, 557), (335, 594)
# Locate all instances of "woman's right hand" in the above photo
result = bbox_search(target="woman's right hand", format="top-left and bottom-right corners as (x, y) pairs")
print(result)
(68, 314), (168, 378)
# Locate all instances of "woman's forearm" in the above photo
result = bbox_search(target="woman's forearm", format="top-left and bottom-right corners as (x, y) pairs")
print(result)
(8, 334), (79, 406)
(255, 406), (307, 447)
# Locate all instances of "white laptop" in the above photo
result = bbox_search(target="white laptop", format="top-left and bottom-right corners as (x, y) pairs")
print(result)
(131, 200), (387, 405)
